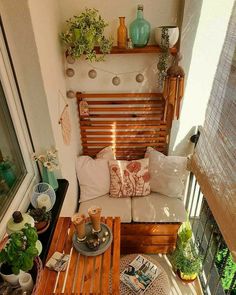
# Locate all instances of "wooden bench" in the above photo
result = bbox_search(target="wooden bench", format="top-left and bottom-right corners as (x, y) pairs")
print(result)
(77, 92), (186, 255)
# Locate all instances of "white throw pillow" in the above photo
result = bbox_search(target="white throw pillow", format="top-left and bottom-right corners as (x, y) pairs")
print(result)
(96, 146), (116, 160)
(76, 156), (110, 203)
(145, 147), (188, 199)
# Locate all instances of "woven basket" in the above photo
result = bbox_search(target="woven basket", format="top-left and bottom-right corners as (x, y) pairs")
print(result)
(0, 236), (43, 293)
(31, 256), (43, 294)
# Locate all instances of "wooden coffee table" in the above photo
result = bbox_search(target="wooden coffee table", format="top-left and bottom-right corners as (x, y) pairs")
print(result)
(37, 216), (121, 295)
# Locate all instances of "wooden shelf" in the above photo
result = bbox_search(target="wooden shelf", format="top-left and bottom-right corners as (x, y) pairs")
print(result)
(94, 45), (177, 55)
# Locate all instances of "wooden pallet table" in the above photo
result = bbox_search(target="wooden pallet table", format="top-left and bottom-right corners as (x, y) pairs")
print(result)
(37, 216), (121, 295)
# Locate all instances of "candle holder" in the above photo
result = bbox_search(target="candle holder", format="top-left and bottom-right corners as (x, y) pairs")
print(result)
(88, 206), (102, 233)
(31, 182), (56, 212)
(71, 213), (86, 242)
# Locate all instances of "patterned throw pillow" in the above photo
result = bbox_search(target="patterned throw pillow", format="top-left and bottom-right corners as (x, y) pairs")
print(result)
(109, 158), (151, 198)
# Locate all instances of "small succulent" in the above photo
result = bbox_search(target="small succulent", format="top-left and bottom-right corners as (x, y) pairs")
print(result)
(28, 207), (51, 223)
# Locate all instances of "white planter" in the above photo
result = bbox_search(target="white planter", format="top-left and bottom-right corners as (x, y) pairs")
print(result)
(0, 269), (25, 285)
(154, 26), (179, 48)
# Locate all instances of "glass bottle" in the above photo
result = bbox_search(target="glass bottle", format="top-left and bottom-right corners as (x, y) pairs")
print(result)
(129, 4), (151, 48)
(117, 17), (127, 49)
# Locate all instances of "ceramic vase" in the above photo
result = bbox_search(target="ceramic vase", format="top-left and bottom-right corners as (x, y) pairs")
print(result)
(154, 26), (179, 48)
(117, 17), (127, 48)
(130, 4), (150, 48)
(42, 166), (58, 191)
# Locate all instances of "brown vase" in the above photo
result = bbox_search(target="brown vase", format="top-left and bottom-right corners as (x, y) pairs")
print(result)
(117, 17), (127, 49)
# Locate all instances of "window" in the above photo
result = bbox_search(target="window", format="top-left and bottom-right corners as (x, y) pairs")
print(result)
(0, 24), (37, 236)
(0, 80), (27, 218)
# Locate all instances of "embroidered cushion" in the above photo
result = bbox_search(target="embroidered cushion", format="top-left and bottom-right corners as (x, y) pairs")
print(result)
(109, 158), (151, 198)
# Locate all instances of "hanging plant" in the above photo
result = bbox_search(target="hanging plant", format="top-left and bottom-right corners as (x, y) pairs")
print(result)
(60, 8), (113, 62)
(157, 27), (170, 89)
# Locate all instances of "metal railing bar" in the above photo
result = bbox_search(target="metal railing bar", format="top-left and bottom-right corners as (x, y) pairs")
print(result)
(205, 234), (223, 286)
(185, 172), (194, 210)
(192, 186), (202, 229)
(199, 203), (211, 249)
(195, 199), (206, 240)
(189, 177), (198, 223)
(202, 223), (217, 265)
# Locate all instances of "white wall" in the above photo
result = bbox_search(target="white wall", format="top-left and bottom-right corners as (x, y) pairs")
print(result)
(169, 0), (235, 156)
(27, 0), (80, 215)
(0, 0), (55, 151)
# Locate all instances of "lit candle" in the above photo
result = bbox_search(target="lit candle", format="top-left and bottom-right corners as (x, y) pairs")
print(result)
(37, 193), (51, 211)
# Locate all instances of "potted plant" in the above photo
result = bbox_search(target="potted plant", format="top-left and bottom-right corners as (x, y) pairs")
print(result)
(170, 218), (202, 282)
(0, 224), (38, 285)
(28, 207), (51, 232)
(60, 8), (113, 62)
(33, 149), (59, 190)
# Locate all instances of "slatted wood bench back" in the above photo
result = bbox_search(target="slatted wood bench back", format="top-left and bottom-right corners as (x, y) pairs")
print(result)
(77, 92), (169, 160)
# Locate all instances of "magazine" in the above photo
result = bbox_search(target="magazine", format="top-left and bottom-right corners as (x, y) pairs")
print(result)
(120, 255), (162, 294)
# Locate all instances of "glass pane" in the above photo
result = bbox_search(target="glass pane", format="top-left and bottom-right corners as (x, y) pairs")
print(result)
(0, 80), (26, 221)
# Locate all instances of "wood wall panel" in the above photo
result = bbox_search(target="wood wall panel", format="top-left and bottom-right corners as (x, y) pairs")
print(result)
(77, 92), (169, 159)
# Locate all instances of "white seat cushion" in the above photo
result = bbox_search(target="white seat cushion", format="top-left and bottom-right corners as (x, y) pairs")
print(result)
(78, 194), (132, 223)
(132, 192), (186, 223)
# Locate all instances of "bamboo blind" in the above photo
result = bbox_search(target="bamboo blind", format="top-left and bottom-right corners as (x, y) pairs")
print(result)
(191, 4), (236, 253)
(76, 92), (169, 160)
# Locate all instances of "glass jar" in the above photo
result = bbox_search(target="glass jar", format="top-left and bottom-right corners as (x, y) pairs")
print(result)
(129, 4), (150, 48)
(117, 17), (127, 49)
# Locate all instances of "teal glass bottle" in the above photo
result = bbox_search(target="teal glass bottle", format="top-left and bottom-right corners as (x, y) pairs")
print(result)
(129, 4), (151, 48)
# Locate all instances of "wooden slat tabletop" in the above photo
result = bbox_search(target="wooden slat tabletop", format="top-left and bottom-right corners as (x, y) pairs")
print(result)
(37, 217), (121, 295)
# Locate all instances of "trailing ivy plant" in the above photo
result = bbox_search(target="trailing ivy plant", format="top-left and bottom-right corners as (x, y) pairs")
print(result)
(60, 8), (113, 62)
(0, 224), (38, 275)
(157, 27), (170, 89)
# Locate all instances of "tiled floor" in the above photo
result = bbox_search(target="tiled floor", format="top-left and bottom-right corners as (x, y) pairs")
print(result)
(150, 254), (203, 295)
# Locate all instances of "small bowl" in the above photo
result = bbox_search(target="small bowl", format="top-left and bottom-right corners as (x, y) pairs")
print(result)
(86, 233), (100, 251)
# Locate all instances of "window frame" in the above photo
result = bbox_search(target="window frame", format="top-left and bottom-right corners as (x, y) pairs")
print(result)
(0, 27), (39, 238)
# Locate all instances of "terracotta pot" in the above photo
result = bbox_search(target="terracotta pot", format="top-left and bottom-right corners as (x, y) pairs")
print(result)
(35, 221), (48, 231)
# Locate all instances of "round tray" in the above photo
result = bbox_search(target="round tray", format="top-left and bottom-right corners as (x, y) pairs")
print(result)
(72, 222), (113, 256)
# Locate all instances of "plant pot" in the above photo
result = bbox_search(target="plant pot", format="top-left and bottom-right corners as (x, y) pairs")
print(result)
(35, 220), (50, 234)
(35, 221), (48, 231)
(154, 26), (179, 48)
(177, 270), (197, 283)
(0, 263), (23, 285)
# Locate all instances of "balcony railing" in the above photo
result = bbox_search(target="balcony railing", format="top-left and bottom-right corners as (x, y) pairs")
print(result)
(185, 172), (236, 295)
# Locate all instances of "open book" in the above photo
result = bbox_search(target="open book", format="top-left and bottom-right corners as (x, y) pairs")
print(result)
(120, 255), (162, 294)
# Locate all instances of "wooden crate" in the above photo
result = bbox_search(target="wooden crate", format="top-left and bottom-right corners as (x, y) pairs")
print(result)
(121, 223), (181, 254)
